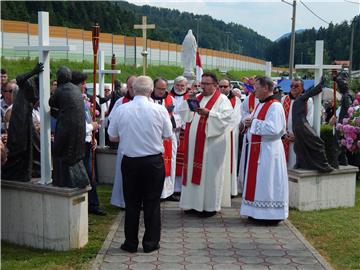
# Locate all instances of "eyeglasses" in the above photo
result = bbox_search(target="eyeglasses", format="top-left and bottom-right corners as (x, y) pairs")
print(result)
(201, 82), (214, 86)
(290, 84), (301, 88)
(2, 90), (12, 93)
(105, 89), (111, 91)
(219, 85), (229, 88)
(193, 85), (201, 87)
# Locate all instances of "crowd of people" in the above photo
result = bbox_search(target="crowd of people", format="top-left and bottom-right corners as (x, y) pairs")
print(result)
(1, 65), (352, 254)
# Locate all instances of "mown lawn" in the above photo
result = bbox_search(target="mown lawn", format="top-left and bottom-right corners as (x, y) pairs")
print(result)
(1, 184), (120, 270)
(289, 180), (360, 270)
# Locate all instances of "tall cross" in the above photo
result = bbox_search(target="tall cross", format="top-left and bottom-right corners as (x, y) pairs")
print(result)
(295, 40), (341, 136)
(265, 61), (272, 77)
(134, 16), (155, 75)
(15, 12), (76, 184)
(83, 51), (121, 147)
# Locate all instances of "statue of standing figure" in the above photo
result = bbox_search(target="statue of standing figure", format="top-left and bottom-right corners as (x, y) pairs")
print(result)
(181, 29), (197, 79)
(49, 67), (89, 188)
(293, 79), (334, 172)
(2, 63), (43, 181)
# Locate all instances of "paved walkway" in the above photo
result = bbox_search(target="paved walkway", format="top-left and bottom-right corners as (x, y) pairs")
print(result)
(92, 197), (333, 270)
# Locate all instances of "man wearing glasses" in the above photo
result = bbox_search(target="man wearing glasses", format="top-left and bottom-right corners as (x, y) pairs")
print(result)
(178, 72), (233, 217)
(281, 78), (313, 169)
(219, 79), (242, 198)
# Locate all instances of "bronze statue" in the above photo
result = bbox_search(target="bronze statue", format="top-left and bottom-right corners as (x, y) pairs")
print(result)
(2, 63), (43, 181)
(293, 80), (334, 172)
(49, 67), (89, 188)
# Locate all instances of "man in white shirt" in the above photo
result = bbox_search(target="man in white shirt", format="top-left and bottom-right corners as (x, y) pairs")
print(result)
(108, 76), (173, 253)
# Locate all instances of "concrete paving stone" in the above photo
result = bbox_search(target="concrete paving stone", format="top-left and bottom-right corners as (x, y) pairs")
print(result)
(236, 243), (258, 250)
(112, 236), (123, 243)
(240, 265), (269, 270)
(254, 238), (279, 244)
(129, 262), (156, 270)
(257, 244), (284, 250)
(100, 262), (129, 270)
(227, 227), (254, 233)
(161, 232), (183, 238)
(185, 255), (211, 263)
(268, 265), (297, 270)
(282, 244), (307, 251)
(208, 242), (233, 250)
(207, 237), (231, 244)
(264, 257), (292, 264)
(205, 232), (232, 238)
(239, 256), (265, 264)
(183, 249), (210, 256)
(104, 255), (130, 263)
(205, 227), (227, 233)
(185, 263), (213, 270)
(231, 239), (256, 246)
(159, 248), (184, 256)
(296, 265), (326, 270)
(161, 242), (184, 249)
(286, 250), (313, 257)
(213, 263), (242, 270)
(158, 255), (185, 263)
(183, 237), (207, 243)
(235, 249), (261, 257)
(183, 227), (205, 233)
(132, 255), (158, 263)
(107, 247), (124, 255)
(110, 241), (122, 248)
(184, 242), (208, 249)
(161, 237), (184, 243)
(209, 249), (236, 256)
(260, 250), (286, 257)
(252, 233), (275, 239)
(157, 263), (185, 270)
(248, 228), (272, 234)
(211, 256), (238, 264)
(291, 256), (319, 265)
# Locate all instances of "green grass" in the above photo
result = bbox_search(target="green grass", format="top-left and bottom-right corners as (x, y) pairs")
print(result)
(1, 57), (265, 84)
(289, 180), (360, 270)
(1, 184), (120, 270)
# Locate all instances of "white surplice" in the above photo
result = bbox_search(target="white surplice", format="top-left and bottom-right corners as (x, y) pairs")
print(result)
(240, 101), (289, 220)
(178, 92), (233, 212)
(229, 96), (242, 196)
(281, 96), (314, 168)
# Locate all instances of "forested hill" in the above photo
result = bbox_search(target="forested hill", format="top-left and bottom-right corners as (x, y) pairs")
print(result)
(0, 1), (272, 60)
(267, 15), (360, 69)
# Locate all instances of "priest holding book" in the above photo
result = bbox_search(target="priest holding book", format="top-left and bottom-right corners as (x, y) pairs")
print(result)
(178, 72), (233, 217)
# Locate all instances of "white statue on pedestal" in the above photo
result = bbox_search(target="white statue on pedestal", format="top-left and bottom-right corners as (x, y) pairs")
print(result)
(181, 30), (197, 79)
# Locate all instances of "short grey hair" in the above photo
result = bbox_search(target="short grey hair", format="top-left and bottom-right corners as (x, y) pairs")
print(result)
(133, 76), (153, 95)
(174, 75), (187, 84)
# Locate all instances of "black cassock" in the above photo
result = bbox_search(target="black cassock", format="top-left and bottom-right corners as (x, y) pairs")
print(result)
(2, 68), (41, 181)
(49, 76), (89, 188)
(293, 82), (333, 172)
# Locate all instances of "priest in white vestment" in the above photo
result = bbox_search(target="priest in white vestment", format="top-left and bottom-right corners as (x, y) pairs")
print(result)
(240, 76), (288, 222)
(178, 72), (233, 216)
(219, 79), (242, 197)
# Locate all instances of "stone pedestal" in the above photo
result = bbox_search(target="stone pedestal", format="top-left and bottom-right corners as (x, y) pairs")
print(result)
(1, 179), (90, 250)
(96, 146), (117, 184)
(288, 165), (358, 211)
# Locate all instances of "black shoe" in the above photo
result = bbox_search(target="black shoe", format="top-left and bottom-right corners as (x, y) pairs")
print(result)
(184, 209), (197, 215)
(143, 243), (160, 253)
(248, 217), (282, 226)
(89, 207), (107, 216)
(197, 211), (217, 218)
(165, 195), (180, 202)
(121, 243), (138, 253)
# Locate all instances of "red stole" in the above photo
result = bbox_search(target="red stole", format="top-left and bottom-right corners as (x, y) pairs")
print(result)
(183, 90), (221, 186)
(169, 91), (189, 176)
(244, 99), (279, 202)
(248, 93), (255, 113)
(229, 96), (237, 174)
(163, 95), (173, 177)
(122, 96), (131, 104)
(282, 95), (291, 162)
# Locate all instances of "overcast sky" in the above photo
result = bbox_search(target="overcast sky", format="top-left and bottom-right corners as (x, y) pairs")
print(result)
(126, 0), (359, 41)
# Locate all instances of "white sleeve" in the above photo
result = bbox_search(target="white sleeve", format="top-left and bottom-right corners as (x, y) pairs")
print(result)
(306, 97), (314, 127)
(161, 108), (173, 139)
(86, 122), (93, 133)
(107, 114), (119, 138)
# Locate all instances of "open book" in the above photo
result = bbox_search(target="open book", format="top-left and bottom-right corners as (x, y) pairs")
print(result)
(187, 99), (200, 111)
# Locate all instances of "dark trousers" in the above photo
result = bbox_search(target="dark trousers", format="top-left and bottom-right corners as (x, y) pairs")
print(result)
(121, 153), (165, 249)
(84, 142), (99, 210)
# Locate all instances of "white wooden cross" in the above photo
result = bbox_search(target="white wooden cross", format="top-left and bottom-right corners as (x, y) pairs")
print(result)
(83, 51), (121, 147)
(134, 16), (155, 75)
(15, 11), (76, 185)
(295, 40), (341, 136)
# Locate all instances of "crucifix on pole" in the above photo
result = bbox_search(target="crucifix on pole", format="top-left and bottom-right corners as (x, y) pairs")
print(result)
(14, 11), (76, 185)
(295, 40), (341, 136)
(134, 16), (155, 75)
(83, 51), (121, 147)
